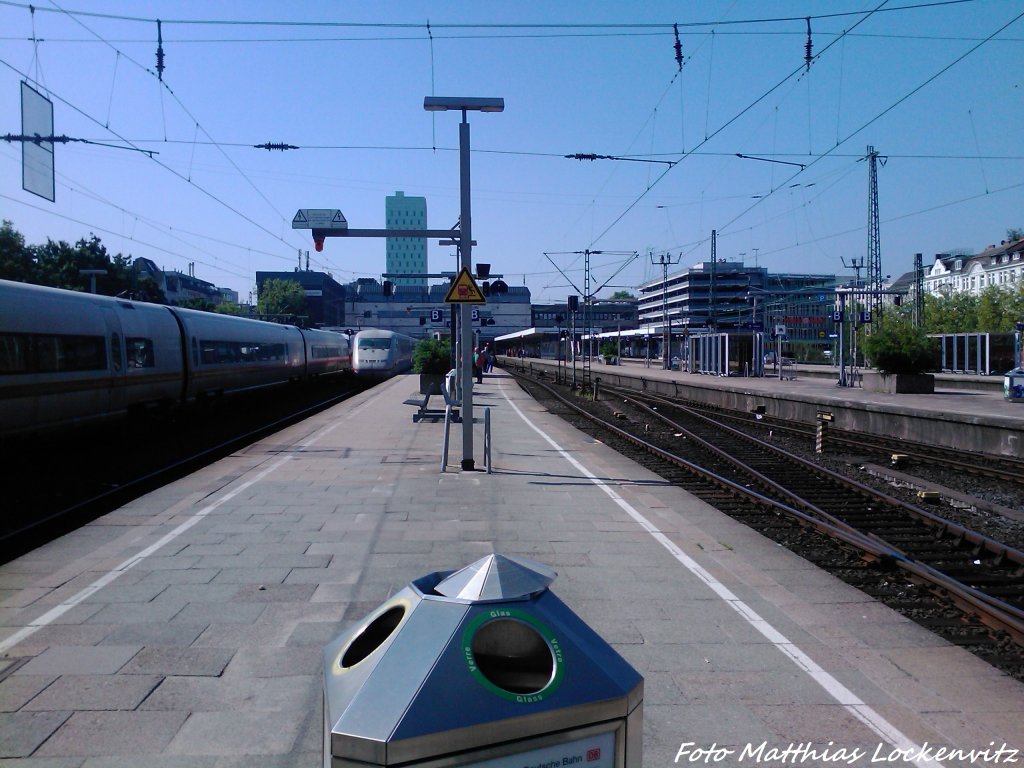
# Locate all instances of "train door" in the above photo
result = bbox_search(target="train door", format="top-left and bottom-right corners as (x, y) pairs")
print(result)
(100, 306), (126, 416)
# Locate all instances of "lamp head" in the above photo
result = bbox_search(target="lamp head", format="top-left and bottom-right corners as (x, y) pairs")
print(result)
(424, 96), (504, 113)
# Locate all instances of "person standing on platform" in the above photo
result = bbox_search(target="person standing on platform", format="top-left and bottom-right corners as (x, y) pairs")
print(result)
(473, 347), (485, 384)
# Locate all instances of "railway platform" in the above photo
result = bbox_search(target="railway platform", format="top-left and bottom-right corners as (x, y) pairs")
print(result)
(506, 356), (1024, 459)
(1, 371), (1022, 765)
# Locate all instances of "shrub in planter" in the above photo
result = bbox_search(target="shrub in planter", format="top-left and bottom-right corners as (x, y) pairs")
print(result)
(599, 340), (618, 364)
(862, 322), (937, 393)
(862, 324), (934, 375)
(412, 337), (452, 375)
(413, 338), (452, 395)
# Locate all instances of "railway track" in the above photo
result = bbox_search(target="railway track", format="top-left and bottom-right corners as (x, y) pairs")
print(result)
(0, 381), (365, 562)
(508, 367), (1024, 680)
(661, 396), (1024, 490)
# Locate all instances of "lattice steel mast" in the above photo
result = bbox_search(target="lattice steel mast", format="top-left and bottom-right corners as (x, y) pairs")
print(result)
(866, 145), (884, 320)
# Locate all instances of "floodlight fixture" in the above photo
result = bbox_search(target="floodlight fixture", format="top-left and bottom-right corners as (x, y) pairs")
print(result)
(423, 97), (504, 113)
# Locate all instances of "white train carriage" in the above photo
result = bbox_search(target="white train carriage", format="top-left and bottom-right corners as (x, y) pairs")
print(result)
(351, 329), (415, 379)
(0, 279), (184, 437)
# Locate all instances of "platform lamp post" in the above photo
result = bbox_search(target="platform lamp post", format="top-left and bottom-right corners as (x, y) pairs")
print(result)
(79, 268), (107, 294)
(424, 96), (504, 471)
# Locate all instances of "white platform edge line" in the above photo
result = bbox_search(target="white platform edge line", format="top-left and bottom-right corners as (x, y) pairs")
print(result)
(0, 385), (386, 656)
(500, 383), (943, 766)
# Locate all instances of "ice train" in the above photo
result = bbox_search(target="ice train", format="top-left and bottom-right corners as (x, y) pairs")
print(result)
(0, 279), (362, 439)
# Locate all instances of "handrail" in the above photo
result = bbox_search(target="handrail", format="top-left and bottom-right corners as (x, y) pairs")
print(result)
(441, 369), (458, 472)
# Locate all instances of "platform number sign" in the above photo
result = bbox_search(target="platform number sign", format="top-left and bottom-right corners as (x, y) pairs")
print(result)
(430, 309), (443, 323)
(860, 310), (872, 324)
(471, 308), (480, 321)
(831, 311), (842, 323)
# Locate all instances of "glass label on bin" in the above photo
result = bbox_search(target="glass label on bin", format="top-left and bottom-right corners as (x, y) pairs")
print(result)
(459, 730), (616, 768)
(462, 608), (565, 703)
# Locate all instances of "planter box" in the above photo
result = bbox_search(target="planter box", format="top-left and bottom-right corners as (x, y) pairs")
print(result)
(419, 374), (445, 395)
(863, 371), (934, 394)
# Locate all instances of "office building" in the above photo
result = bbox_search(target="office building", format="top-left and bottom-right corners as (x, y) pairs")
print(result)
(386, 191), (428, 290)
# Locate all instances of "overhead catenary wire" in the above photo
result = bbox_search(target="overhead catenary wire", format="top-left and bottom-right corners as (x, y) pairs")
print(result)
(690, 7), (1024, 259)
(0, 0), (983, 29)
(0, 53), (347, 280)
(42, 0), (312, 257)
(2, 0), (1018, 303)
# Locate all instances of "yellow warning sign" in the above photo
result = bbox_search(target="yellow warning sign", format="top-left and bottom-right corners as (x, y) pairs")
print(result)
(444, 267), (486, 304)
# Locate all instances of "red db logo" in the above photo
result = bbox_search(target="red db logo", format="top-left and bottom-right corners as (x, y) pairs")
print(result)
(586, 749), (601, 762)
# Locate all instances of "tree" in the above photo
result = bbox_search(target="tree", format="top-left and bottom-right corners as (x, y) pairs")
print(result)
(129, 276), (167, 304)
(213, 300), (245, 316)
(257, 278), (307, 322)
(177, 297), (220, 312)
(980, 283), (1024, 331)
(1007, 227), (1023, 242)
(923, 283), (1024, 334)
(609, 290), (635, 300)
(0, 220), (37, 283)
(923, 291), (978, 334)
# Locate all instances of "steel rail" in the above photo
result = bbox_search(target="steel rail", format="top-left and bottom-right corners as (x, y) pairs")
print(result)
(1, 387), (360, 560)
(512, 370), (1024, 644)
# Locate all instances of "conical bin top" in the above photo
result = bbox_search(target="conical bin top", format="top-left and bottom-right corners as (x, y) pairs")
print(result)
(434, 553), (556, 601)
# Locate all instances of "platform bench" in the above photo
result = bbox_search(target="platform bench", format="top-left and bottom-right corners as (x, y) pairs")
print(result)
(403, 392), (460, 423)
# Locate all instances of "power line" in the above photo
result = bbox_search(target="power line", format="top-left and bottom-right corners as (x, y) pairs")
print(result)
(698, 7), (1024, 259)
(0, 191), (252, 281)
(0, 56), (352, 279)
(588, 2), (892, 249)
(4, 30), (1020, 44)
(45, 0), (298, 236)
(0, 0), (982, 29)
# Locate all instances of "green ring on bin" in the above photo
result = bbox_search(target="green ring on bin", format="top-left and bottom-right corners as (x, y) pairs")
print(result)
(462, 607), (565, 703)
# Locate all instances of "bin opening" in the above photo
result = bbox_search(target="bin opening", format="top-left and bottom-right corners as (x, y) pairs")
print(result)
(341, 606), (405, 668)
(472, 619), (554, 694)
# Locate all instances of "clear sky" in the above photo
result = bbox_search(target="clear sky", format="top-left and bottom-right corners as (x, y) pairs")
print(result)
(2, 1), (1022, 304)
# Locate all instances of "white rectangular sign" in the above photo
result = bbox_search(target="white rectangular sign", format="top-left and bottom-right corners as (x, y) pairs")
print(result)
(459, 730), (616, 768)
(292, 209), (347, 229)
(21, 81), (55, 202)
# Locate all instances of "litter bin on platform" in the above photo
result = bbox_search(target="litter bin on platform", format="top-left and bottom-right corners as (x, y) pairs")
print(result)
(323, 553), (643, 768)
(1005, 368), (1024, 402)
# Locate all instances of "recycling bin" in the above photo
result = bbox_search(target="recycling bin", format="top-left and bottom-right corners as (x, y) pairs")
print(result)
(1005, 368), (1024, 402)
(323, 553), (643, 768)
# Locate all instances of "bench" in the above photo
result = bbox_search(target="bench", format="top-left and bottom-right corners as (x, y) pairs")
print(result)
(403, 372), (461, 422)
(403, 393), (431, 422)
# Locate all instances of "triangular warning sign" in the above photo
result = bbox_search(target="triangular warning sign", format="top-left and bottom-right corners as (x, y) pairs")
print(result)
(444, 267), (486, 304)
(292, 210), (308, 225)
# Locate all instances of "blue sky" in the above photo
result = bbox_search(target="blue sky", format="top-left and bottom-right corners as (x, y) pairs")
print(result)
(2, 1), (1022, 303)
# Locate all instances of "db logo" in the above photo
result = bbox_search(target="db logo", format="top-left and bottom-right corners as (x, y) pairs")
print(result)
(586, 749), (601, 762)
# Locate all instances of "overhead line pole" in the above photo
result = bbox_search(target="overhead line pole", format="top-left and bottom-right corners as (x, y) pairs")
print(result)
(652, 252), (681, 369)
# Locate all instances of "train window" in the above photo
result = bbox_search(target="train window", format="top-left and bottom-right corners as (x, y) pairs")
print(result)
(33, 334), (107, 373)
(126, 338), (155, 368)
(0, 334), (29, 373)
(199, 340), (286, 364)
(358, 338), (391, 350)
(311, 345), (343, 359)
